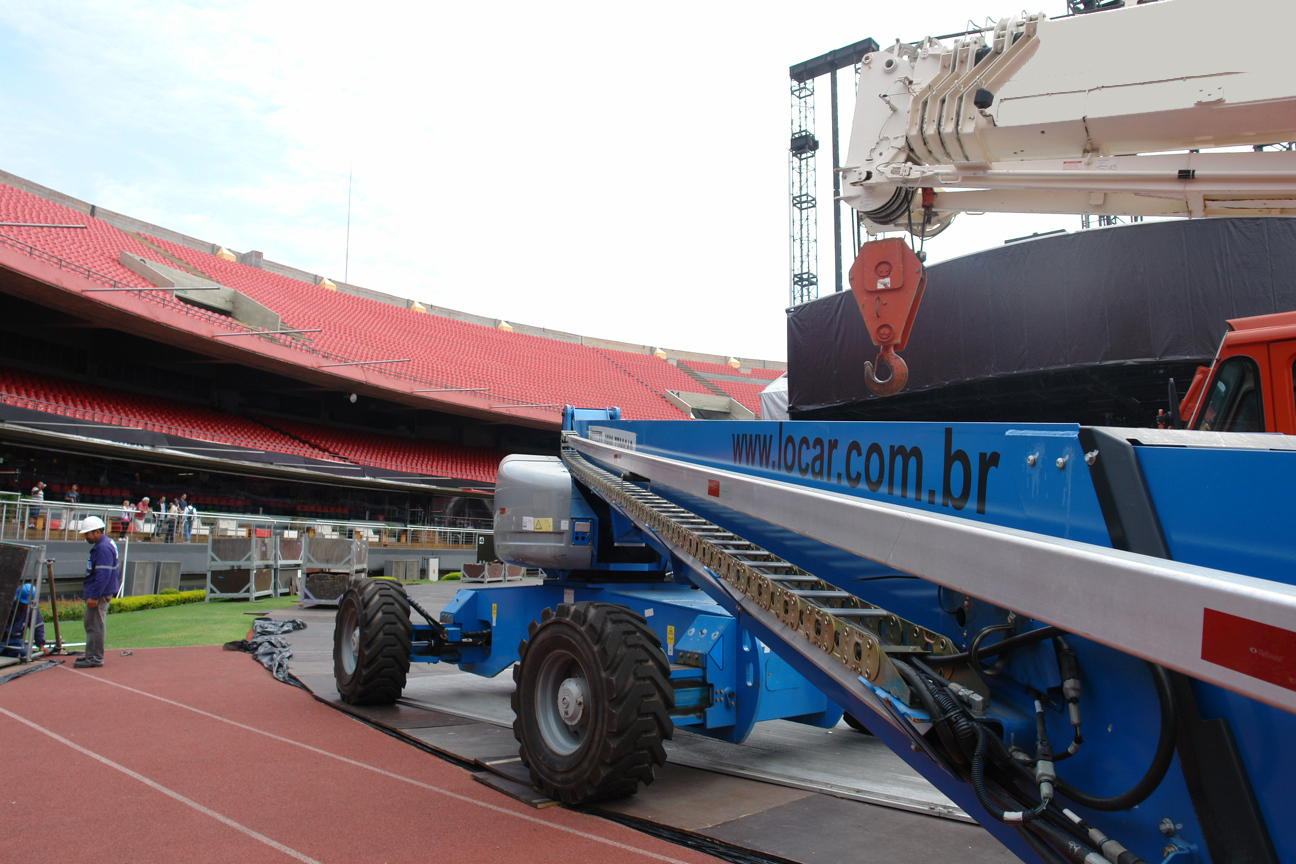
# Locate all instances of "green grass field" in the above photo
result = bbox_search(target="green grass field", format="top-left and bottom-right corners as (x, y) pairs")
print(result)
(44, 597), (303, 650)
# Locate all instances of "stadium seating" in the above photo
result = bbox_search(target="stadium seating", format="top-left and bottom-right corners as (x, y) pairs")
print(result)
(596, 348), (706, 398)
(680, 359), (785, 381)
(0, 367), (338, 460)
(0, 180), (789, 423)
(703, 378), (768, 415)
(261, 418), (505, 484)
(135, 231), (691, 421)
(0, 185), (161, 287)
(0, 368), (507, 482)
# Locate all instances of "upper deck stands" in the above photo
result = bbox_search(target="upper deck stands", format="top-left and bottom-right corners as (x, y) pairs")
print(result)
(0, 185), (157, 287)
(681, 359), (785, 381)
(0, 180), (777, 425)
(137, 230), (689, 420)
(596, 347), (709, 400)
(705, 378), (767, 415)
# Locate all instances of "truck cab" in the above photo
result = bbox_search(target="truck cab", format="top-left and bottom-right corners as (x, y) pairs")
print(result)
(1180, 311), (1296, 434)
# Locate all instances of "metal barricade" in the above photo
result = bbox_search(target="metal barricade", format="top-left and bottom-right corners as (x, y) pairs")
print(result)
(205, 534), (276, 601)
(300, 536), (368, 607)
(274, 531), (304, 597)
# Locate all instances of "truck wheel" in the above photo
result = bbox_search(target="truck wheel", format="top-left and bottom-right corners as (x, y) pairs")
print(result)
(333, 578), (412, 705)
(843, 712), (874, 735)
(512, 602), (673, 804)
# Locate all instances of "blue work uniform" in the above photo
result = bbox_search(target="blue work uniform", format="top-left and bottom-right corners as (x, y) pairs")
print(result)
(80, 534), (120, 667)
(84, 534), (121, 600)
(1, 603), (45, 657)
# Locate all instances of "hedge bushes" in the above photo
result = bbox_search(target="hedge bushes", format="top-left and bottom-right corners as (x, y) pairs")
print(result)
(39, 589), (207, 622)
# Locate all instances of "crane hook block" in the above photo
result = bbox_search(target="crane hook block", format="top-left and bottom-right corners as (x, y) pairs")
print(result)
(864, 347), (908, 397)
(848, 238), (926, 396)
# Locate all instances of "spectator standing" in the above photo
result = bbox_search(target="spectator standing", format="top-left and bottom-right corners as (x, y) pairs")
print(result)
(76, 516), (120, 668)
(185, 502), (198, 542)
(166, 500), (179, 543)
(119, 499), (132, 538)
(156, 496), (168, 542)
(178, 494), (193, 541)
(28, 480), (45, 528)
(134, 497), (149, 534)
(64, 483), (81, 531)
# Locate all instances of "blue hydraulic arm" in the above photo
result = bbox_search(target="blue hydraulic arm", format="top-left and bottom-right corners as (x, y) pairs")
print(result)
(560, 411), (1296, 864)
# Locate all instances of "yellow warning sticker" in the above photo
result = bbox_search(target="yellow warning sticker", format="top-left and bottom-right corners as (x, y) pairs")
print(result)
(534, 517), (553, 532)
(667, 625), (675, 655)
(492, 603), (497, 626)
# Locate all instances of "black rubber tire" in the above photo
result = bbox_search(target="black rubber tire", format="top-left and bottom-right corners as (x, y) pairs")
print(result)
(512, 602), (673, 804)
(843, 712), (874, 735)
(333, 579), (412, 705)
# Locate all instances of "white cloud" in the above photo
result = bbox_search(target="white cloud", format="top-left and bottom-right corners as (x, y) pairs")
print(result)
(0, 0), (1078, 360)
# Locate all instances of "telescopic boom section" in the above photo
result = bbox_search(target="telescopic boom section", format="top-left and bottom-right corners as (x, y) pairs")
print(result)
(840, 0), (1296, 396)
(842, 0), (1296, 236)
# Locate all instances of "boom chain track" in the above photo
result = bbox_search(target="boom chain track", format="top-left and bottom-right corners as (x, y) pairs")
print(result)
(561, 446), (961, 705)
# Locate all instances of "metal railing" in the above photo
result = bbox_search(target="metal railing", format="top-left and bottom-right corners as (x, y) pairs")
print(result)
(0, 497), (489, 550)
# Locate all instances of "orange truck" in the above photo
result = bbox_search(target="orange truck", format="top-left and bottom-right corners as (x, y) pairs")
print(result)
(1173, 311), (1296, 434)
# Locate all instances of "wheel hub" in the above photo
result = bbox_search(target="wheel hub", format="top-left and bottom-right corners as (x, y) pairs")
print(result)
(556, 677), (587, 726)
(349, 625), (360, 658)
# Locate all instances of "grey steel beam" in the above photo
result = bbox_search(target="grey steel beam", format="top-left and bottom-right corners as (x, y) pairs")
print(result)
(568, 433), (1296, 716)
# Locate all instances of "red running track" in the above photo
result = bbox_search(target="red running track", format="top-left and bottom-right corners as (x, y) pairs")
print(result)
(0, 646), (722, 864)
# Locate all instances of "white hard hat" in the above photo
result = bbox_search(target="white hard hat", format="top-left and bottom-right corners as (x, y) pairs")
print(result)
(78, 516), (106, 534)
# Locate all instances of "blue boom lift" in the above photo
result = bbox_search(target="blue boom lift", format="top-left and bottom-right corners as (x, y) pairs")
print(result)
(335, 407), (1296, 864)
(333, 4), (1296, 859)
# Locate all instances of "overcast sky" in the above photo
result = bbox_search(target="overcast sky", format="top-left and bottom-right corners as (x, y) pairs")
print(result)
(0, 1), (1077, 361)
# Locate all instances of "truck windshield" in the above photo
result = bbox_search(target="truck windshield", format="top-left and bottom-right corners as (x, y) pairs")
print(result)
(1193, 356), (1263, 433)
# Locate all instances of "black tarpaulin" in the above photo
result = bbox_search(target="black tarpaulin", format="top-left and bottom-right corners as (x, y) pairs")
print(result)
(788, 218), (1296, 415)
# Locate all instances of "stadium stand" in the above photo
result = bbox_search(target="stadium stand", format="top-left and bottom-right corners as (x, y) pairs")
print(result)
(0, 172), (784, 504)
(0, 178), (793, 431)
(595, 348), (709, 400)
(0, 184), (157, 287)
(259, 417), (505, 484)
(138, 230), (692, 421)
(701, 378), (768, 415)
(680, 359), (785, 380)
(0, 367), (508, 484)
(671, 360), (783, 415)
(0, 367), (338, 460)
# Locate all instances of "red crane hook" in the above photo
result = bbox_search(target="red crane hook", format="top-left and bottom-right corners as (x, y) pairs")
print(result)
(848, 237), (926, 398)
(864, 346), (909, 397)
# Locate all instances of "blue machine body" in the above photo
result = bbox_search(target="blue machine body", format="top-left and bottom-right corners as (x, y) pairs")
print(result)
(414, 409), (1296, 864)
(430, 580), (838, 741)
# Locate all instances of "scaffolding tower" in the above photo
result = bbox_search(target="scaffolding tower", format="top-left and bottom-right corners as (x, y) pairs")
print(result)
(788, 38), (878, 308)
(788, 79), (818, 307)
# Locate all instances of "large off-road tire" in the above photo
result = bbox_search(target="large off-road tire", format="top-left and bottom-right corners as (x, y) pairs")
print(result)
(512, 602), (673, 804)
(333, 579), (412, 705)
(843, 712), (874, 735)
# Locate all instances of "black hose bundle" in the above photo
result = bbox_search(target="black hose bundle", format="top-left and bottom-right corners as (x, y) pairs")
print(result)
(1053, 662), (1178, 811)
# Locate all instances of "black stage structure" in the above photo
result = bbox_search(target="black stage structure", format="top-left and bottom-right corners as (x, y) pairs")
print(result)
(788, 218), (1296, 426)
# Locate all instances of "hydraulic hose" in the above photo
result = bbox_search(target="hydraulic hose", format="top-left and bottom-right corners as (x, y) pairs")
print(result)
(926, 625), (1063, 665)
(894, 659), (968, 765)
(970, 619), (1022, 676)
(972, 724), (1050, 823)
(1053, 662), (1178, 811)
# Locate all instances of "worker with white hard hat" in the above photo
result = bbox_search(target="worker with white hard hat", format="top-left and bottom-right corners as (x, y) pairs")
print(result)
(77, 515), (120, 669)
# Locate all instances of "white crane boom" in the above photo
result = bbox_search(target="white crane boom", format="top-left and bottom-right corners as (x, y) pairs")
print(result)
(843, 0), (1296, 236)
